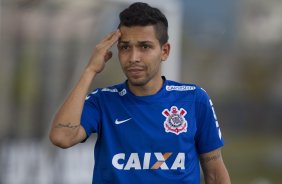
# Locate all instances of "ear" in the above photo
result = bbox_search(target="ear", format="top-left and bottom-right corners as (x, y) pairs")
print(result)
(161, 42), (170, 61)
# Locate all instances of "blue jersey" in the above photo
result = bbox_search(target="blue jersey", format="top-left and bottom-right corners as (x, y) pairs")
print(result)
(81, 77), (224, 184)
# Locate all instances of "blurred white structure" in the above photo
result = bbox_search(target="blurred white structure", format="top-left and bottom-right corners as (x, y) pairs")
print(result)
(1, 140), (94, 184)
(240, 0), (282, 46)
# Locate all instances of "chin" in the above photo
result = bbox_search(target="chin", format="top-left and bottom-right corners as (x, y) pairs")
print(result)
(127, 77), (148, 86)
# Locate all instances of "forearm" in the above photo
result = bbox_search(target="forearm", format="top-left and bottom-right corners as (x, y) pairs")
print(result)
(203, 166), (231, 184)
(200, 149), (231, 184)
(49, 30), (121, 148)
(49, 68), (96, 148)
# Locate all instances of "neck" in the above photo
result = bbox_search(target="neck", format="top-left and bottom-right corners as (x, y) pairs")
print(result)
(128, 76), (164, 96)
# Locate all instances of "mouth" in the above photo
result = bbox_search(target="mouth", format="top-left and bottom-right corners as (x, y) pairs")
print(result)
(126, 66), (145, 77)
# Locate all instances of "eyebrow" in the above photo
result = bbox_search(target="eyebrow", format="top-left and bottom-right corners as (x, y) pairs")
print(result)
(118, 40), (154, 44)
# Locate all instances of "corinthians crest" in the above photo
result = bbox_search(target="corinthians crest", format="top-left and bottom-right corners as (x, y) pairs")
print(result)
(162, 106), (188, 135)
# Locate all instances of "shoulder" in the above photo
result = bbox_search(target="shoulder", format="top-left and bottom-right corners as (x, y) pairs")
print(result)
(86, 82), (126, 102)
(165, 79), (212, 103)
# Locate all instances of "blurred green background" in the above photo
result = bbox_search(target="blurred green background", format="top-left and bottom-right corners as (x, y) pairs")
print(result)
(1, 0), (282, 183)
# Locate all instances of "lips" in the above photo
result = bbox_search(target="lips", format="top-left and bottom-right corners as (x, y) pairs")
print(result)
(126, 66), (145, 77)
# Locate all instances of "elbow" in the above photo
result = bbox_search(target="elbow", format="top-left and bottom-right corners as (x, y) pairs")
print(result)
(49, 131), (73, 149)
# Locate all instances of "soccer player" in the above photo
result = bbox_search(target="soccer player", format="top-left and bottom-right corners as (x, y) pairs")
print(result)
(49, 2), (231, 184)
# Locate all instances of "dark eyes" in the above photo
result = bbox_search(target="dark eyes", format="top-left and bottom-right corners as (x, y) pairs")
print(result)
(141, 44), (151, 49)
(119, 45), (129, 50)
(118, 44), (152, 51)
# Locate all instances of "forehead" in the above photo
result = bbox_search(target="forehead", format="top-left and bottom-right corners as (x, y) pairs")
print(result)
(119, 25), (158, 43)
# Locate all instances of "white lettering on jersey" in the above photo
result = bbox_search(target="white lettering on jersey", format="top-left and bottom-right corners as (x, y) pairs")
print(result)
(143, 153), (151, 169)
(153, 153), (170, 170)
(101, 88), (118, 92)
(112, 152), (185, 170)
(166, 85), (196, 91)
(112, 153), (125, 170)
(209, 99), (222, 139)
(124, 153), (141, 170)
(171, 152), (185, 170)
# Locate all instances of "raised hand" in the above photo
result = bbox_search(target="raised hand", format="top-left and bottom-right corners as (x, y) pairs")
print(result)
(86, 30), (121, 74)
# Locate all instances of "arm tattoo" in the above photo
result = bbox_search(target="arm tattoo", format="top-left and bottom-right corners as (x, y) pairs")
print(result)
(56, 123), (80, 129)
(201, 152), (221, 164)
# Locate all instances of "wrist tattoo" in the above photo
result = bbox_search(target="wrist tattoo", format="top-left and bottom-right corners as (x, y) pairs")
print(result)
(201, 152), (221, 164)
(56, 123), (80, 129)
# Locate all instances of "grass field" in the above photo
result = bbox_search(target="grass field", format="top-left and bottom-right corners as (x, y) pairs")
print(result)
(217, 134), (282, 184)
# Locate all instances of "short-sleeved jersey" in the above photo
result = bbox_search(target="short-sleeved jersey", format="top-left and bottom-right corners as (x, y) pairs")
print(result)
(81, 77), (224, 184)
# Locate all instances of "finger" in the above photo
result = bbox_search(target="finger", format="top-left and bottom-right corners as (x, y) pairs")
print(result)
(101, 31), (116, 42)
(101, 30), (120, 43)
(101, 30), (121, 49)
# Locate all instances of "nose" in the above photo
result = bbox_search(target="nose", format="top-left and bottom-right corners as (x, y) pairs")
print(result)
(129, 48), (140, 63)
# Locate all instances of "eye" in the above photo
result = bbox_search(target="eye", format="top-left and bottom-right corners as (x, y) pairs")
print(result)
(118, 44), (129, 50)
(122, 45), (129, 50)
(140, 44), (151, 49)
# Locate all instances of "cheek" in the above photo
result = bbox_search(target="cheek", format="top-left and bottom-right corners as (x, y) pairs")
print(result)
(118, 55), (130, 73)
(118, 50), (130, 60)
(149, 53), (162, 65)
(118, 53), (126, 65)
(145, 57), (162, 73)
(118, 51), (122, 60)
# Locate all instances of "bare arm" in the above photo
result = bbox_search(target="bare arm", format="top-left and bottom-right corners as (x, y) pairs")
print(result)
(49, 30), (121, 149)
(200, 148), (231, 184)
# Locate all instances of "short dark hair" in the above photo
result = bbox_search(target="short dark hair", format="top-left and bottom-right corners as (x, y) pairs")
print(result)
(118, 2), (169, 45)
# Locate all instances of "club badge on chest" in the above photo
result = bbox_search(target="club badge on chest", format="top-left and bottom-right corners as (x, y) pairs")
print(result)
(162, 106), (188, 135)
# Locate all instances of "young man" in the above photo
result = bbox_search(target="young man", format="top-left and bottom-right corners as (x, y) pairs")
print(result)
(49, 2), (231, 184)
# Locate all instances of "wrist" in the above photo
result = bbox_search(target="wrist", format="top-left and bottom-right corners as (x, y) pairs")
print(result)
(84, 67), (97, 77)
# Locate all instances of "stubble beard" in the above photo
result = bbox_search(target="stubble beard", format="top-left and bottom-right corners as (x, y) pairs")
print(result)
(126, 74), (149, 87)
(126, 68), (161, 88)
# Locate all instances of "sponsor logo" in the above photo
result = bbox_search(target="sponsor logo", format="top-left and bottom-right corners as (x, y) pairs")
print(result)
(101, 88), (118, 92)
(112, 152), (185, 170)
(162, 106), (188, 135)
(115, 118), (131, 125)
(166, 85), (196, 91)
